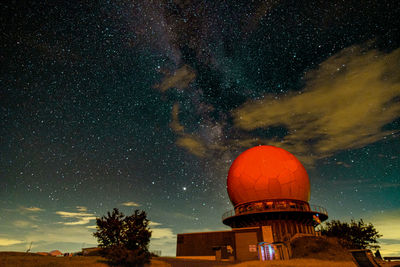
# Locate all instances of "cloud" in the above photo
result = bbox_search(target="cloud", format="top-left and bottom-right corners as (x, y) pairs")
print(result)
(377, 242), (400, 257)
(25, 225), (97, 247)
(56, 209), (96, 226)
(169, 103), (207, 157)
(1, 208), (98, 252)
(170, 212), (198, 221)
(233, 46), (400, 164)
(13, 220), (38, 229)
(370, 210), (400, 241)
(377, 183), (400, 189)
(121, 201), (141, 207)
(176, 135), (207, 157)
(21, 207), (44, 212)
(56, 211), (94, 218)
(62, 217), (97, 226)
(336, 161), (351, 168)
(150, 227), (176, 256)
(149, 221), (162, 226)
(0, 238), (25, 246)
(28, 215), (40, 221)
(76, 206), (87, 212)
(169, 100), (226, 159)
(151, 228), (174, 239)
(367, 210), (400, 256)
(170, 103), (185, 133)
(155, 65), (196, 92)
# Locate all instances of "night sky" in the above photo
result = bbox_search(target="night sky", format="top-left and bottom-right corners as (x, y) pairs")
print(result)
(1, 0), (399, 256)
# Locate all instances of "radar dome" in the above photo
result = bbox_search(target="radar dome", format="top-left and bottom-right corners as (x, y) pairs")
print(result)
(227, 145), (310, 207)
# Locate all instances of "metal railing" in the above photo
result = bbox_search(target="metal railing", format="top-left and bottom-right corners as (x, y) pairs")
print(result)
(310, 204), (328, 215)
(222, 201), (328, 221)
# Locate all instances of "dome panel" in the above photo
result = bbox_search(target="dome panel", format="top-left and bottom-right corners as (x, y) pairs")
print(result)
(227, 145), (310, 206)
(268, 178), (282, 195)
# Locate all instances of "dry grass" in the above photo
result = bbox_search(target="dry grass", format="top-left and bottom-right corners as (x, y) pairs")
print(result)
(0, 253), (108, 267)
(231, 259), (356, 267)
(0, 252), (171, 267)
(149, 259), (172, 266)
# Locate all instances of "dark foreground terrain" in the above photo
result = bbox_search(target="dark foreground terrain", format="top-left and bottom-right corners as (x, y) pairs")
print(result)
(2, 237), (399, 267)
(0, 252), (357, 267)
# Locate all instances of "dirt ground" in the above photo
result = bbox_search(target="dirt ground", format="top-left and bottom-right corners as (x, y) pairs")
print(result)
(156, 257), (357, 267)
(0, 253), (355, 267)
(1, 251), (399, 267)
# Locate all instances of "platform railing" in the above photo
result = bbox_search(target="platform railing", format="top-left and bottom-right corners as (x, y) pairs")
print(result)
(310, 204), (328, 216)
(222, 201), (328, 221)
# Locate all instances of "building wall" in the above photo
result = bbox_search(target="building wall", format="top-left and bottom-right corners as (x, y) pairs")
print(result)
(234, 231), (259, 261)
(231, 219), (315, 242)
(176, 231), (235, 257)
(269, 220), (315, 242)
(177, 227), (262, 260)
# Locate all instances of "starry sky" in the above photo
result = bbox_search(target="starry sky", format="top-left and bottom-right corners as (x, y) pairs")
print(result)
(1, 0), (399, 256)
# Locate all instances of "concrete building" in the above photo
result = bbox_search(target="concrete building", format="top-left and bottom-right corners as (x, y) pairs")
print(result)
(176, 145), (328, 261)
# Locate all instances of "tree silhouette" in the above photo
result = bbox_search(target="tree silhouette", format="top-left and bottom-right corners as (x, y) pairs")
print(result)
(321, 219), (381, 250)
(93, 208), (152, 266)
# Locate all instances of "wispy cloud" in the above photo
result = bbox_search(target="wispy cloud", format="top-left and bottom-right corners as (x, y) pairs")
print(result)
(155, 65), (196, 92)
(149, 221), (162, 227)
(150, 227), (176, 256)
(62, 217), (97, 226)
(56, 208), (96, 226)
(13, 220), (38, 229)
(170, 212), (198, 221)
(151, 228), (174, 239)
(56, 211), (94, 218)
(170, 103), (184, 133)
(25, 225), (97, 247)
(367, 209), (400, 256)
(0, 238), (25, 246)
(21, 207), (44, 212)
(232, 46), (400, 164)
(169, 103), (207, 157)
(76, 206), (87, 212)
(167, 46), (400, 165)
(176, 135), (207, 157)
(121, 201), (141, 207)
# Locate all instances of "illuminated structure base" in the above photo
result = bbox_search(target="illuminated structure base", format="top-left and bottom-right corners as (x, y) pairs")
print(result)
(176, 200), (328, 261)
(222, 199), (328, 242)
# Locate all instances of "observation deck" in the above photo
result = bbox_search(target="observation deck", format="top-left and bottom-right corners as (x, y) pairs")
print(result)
(222, 199), (328, 228)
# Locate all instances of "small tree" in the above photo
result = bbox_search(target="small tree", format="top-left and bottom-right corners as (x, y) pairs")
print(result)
(321, 219), (381, 250)
(93, 208), (152, 266)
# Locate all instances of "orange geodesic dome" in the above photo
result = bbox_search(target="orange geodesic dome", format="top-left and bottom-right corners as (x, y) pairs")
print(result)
(227, 145), (310, 207)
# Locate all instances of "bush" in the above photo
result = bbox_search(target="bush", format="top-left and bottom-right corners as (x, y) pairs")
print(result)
(321, 219), (381, 250)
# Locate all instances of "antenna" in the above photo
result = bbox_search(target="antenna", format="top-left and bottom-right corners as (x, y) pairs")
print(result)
(25, 241), (33, 254)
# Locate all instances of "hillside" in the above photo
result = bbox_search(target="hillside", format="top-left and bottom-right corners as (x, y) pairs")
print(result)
(290, 236), (353, 261)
